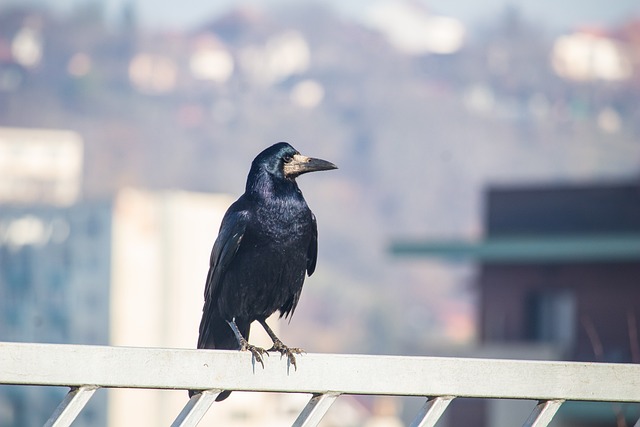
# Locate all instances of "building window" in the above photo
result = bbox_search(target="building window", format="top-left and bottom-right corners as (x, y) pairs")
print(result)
(527, 289), (576, 350)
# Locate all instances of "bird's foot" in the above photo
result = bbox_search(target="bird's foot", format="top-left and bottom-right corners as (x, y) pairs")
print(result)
(268, 339), (304, 370)
(239, 340), (268, 368)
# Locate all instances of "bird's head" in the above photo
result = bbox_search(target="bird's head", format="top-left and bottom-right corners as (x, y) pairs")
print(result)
(251, 142), (337, 182)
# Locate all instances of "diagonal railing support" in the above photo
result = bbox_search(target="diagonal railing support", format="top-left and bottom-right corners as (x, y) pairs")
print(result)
(170, 390), (221, 427)
(523, 399), (564, 427)
(292, 392), (341, 427)
(44, 385), (99, 427)
(410, 396), (455, 427)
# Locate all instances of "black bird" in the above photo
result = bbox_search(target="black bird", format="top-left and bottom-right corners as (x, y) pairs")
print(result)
(192, 142), (336, 401)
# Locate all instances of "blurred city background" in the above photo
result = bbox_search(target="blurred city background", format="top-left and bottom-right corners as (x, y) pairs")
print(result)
(0, 0), (639, 426)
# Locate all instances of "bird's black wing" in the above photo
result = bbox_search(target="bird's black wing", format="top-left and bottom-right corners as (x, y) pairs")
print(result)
(280, 211), (318, 320)
(198, 207), (249, 348)
(204, 208), (249, 299)
(306, 212), (318, 276)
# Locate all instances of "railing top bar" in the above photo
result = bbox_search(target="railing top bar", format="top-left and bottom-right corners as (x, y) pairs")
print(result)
(1, 342), (639, 402)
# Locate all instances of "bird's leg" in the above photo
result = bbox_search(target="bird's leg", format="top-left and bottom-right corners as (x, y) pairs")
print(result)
(226, 319), (267, 368)
(258, 319), (304, 370)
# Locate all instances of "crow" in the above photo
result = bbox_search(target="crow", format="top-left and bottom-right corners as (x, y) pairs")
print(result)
(191, 142), (336, 401)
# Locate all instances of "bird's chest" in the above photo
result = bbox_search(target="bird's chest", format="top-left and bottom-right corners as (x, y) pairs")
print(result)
(246, 211), (311, 276)
(254, 199), (311, 245)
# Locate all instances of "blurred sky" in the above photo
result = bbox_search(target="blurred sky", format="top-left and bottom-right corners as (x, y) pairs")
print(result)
(21, 0), (640, 31)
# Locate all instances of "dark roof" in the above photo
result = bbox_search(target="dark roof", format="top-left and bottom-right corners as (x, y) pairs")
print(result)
(486, 181), (640, 236)
(390, 180), (640, 263)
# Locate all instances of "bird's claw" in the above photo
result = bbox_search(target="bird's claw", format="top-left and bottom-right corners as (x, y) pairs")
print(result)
(268, 340), (305, 370)
(240, 342), (268, 368)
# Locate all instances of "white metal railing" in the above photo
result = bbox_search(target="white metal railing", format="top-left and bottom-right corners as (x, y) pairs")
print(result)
(1, 341), (639, 427)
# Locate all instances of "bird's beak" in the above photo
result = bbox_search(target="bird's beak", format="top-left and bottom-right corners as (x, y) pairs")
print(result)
(284, 154), (337, 178)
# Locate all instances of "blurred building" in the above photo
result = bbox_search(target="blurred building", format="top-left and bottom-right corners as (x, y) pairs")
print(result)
(391, 179), (640, 426)
(0, 127), (83, 206)
(474, 181), (640, 427)
(479, 182), (640, 363)
(0, 187), (236, 426)
(364, 2), (465, 55)
(0, 202), (112, 426)
(551, 31), (633, 82)
(0, 126), (97, 426)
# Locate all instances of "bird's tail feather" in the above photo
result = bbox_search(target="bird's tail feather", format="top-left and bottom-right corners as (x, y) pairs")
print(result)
(189, 316), (251, 401)
(198, 315), (244, 350)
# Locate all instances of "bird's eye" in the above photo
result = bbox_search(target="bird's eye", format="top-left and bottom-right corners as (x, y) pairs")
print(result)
(283, 154), (293, 163)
